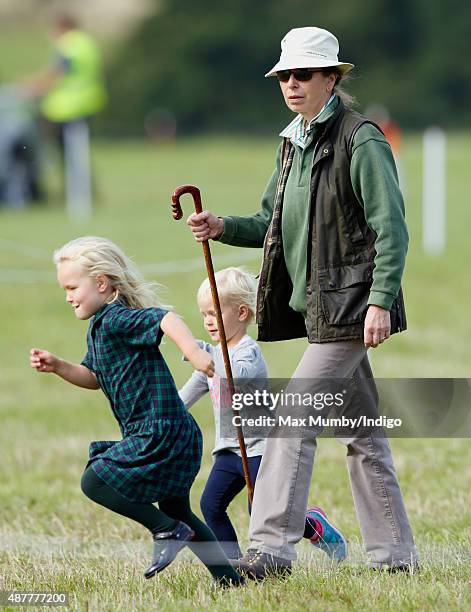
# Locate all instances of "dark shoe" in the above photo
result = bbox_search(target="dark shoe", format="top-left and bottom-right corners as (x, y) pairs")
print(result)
(231, 548), (292, 580)
(144, 521), (195, 579)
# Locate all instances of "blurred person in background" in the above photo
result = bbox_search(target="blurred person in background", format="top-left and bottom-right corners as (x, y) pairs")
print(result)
(24, 13), (107, 208)
(187, 26), (417, 579)
(0, 84), (42, 207)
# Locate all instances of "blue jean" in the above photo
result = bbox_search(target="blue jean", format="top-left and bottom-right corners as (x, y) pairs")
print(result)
(200, 450), (262, 559)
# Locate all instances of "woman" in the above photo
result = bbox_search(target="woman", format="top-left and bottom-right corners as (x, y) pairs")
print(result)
(187, 26), (417, 578)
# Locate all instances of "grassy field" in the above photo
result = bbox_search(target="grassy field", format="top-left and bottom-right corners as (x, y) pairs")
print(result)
(0, 135), (470, 611)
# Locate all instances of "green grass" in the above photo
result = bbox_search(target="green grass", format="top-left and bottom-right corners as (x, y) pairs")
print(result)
(0, 135), (470, 610)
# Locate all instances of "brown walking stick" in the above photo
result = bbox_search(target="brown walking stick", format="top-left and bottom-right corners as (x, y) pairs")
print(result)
(171, 184), (254, 504)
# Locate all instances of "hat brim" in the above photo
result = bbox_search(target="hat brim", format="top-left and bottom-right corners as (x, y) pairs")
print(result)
(265, 57), (354, 78)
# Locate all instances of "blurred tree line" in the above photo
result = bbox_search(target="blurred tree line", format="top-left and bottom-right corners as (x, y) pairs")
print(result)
(103, 0), (471, 135)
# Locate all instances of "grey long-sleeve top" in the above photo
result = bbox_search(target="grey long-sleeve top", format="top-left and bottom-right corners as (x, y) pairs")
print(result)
(179, 335), (268, 457)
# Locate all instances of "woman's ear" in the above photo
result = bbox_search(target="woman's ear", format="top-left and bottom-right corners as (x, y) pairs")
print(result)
(327, 72), (337, 93)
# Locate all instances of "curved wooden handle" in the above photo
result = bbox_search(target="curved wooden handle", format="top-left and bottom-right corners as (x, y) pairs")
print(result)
(169, 182), (254, 503)
(171, 184), (202, 220)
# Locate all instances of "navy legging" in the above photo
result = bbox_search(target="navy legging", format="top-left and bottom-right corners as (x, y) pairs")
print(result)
(200, 450), (262, 559)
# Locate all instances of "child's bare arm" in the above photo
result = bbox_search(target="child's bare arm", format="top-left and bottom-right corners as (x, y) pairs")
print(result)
(161, 312), (214, 377)
(30, 348), (100, 390)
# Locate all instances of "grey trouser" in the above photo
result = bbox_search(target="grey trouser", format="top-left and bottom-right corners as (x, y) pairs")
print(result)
(249, 340), (417, 566)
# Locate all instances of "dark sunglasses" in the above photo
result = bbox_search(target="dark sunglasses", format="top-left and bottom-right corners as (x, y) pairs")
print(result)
(276, 68), (323, 82)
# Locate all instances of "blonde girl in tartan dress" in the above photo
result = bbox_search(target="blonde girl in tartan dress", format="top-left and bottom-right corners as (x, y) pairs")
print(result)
(30, 236), (243, 587)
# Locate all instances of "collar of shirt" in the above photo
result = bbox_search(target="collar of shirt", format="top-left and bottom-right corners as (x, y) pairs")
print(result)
(92, 299), (122, 326)
(279, 93), (338, 149)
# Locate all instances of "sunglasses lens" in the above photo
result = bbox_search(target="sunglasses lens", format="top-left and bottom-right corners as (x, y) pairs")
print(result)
(277, 70), (290, 82)
(276, 69), (317, 82)
(293, 69), (315, 81)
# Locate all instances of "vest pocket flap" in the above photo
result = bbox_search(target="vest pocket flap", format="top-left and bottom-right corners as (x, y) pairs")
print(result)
(318, 262), (373, 290)
(319, 263), (373, 326)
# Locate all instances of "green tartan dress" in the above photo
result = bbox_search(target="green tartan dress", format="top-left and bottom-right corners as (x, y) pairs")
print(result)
(81, 301), (203, 503)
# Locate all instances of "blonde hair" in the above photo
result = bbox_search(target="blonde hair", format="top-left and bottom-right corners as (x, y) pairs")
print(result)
(53, 236), (169, 309)
(197, 267), (257, 324)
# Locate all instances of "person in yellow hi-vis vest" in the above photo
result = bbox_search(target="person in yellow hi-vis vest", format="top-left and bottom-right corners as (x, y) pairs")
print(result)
(27, 14), (107, 220)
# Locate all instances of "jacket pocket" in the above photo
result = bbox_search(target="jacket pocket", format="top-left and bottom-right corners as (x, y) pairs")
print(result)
(342, 201), (367, 245)
(319, 262), (373, 325)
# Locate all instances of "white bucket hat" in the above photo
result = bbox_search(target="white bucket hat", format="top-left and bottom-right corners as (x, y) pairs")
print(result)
(265, 27), (354, 77)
